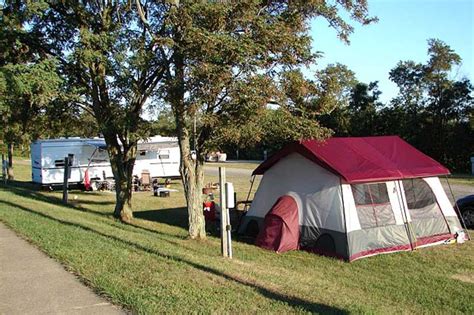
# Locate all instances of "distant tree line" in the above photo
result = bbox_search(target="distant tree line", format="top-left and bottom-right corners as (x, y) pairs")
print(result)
(213, 39), (473, 173)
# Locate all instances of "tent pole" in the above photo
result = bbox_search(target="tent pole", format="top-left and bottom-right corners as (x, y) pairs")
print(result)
(445, 176), (472, 241)
(397, 180), (415, 250)
(339, 179), (350, 260)
(235, 175), (256, 231)
(244, 175), (256, 212)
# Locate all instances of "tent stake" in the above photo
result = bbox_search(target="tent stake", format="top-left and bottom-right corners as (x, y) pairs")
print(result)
(445, 176), (472, 241)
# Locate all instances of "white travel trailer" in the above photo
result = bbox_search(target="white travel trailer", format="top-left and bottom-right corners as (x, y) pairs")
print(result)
(31, 136), (181, 187)
(135, 136), (181, 180)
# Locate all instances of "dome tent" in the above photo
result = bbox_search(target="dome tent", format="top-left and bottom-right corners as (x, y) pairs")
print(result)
(255, 195), (300, 253)
(239, 136), (467, 261)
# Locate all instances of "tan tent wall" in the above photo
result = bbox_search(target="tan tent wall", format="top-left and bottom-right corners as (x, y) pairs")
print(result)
(423, 177), (464, 233)
(240, 153), (350, 258)
(242, 153), (345, 232)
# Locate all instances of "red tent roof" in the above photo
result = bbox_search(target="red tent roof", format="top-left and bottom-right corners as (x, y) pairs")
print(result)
(253, 136), (450, 183)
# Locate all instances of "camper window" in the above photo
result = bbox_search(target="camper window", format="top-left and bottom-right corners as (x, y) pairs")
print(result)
(402, 179), (443, 220)
(158, 150), (170, 159)
(352, 183), (396, 229)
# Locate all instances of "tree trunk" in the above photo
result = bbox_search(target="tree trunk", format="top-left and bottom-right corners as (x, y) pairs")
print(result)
(106, 139), (136, 223)
(114, 173), (134, 223)
(171, 48), (206, 239)
(7, 142), (14, 180)
(177, 129), (206, 239)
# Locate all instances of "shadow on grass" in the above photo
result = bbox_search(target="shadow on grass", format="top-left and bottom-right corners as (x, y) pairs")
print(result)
(134, 208), (189, 230)
(134, 208), (257, 245)
(1, 185), (188, 242)
(2, 180), (255, 246)
(1, 181), (114, 216)
(0, 199), (348, 314)
(2, 181), (192, 240)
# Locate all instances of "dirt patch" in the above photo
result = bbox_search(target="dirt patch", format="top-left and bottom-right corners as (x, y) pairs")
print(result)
(451, 273), (474, 284)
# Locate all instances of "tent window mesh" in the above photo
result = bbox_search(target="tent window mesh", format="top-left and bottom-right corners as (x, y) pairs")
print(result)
(352, 183), (396, 229)
(402, 179), (443, 220)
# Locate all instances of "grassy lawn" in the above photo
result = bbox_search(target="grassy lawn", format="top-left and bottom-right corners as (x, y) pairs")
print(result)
(0, 162), (473, 314)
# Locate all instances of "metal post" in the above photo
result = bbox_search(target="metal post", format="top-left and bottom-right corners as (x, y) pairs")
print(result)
(219, 167), (228, 257)
(62, 157), (69, 204)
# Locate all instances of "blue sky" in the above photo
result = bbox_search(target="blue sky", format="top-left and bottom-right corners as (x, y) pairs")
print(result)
(308, 0), (473, 103)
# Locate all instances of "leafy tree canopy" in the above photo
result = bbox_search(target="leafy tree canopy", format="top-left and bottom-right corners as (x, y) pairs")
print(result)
(136, 0), (375, 238)
(9, 0), (376, 235)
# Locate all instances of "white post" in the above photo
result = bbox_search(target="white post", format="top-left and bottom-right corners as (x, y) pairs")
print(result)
(219, 167), (228, 257)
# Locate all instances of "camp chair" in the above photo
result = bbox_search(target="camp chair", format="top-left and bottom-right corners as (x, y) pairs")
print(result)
(141, 170), (151, 191)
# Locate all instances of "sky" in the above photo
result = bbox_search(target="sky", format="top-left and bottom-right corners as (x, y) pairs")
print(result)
(308, 0), (474, 103)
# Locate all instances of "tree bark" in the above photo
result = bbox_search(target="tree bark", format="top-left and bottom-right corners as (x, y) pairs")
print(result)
(7, 142), (14, 180)
(114, 173), (134, 223)
(105, 137), (136, 223)
(177, 128), (206, 239)
(171, 48), (206, 239)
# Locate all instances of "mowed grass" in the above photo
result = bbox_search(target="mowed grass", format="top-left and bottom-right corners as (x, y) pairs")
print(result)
(0, 162), (473, 314)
